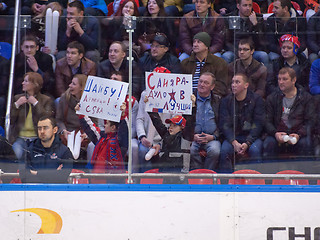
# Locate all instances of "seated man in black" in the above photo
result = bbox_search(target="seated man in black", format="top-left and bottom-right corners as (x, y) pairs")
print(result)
(263, 67), (314, 157)
(19, 116), (73, 183)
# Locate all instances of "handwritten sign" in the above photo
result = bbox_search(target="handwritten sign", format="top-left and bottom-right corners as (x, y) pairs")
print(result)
(77, 76), (128, 122)
(145, 72), (192, 115)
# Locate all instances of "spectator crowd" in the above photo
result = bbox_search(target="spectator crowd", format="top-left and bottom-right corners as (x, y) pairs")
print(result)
(1, 0), (320, 182)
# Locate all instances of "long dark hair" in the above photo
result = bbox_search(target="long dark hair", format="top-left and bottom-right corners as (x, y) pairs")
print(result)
(145, 0), (167, 17)
(114, 0), (140, 16)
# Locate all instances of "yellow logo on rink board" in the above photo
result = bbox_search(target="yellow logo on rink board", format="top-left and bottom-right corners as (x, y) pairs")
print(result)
(11, 208), (62, 234)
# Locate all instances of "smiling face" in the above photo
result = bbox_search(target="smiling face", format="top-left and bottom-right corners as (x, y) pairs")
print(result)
(122, 1), (135, 16)
(69, 77), (81, 97)
(109, 43), (126, 66)
(148, 0), (160, 16)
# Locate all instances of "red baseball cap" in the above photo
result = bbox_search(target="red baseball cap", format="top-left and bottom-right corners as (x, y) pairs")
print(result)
(165, 115), (186, 128)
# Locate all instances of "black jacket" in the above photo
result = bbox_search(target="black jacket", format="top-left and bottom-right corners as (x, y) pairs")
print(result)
(265, 8), (307, 54)
(14, 51), (54, 96)
(266, 54), (311, 95)
(148, 112), (193, 172)
(219, 90), (265, 145)
(20, 135), (73, 183)
(225, 9), (266, 52)
(139, 51), (181, 90)
(265, 87), (314, 138)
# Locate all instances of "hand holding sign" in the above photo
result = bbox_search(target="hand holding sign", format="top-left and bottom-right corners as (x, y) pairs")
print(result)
(76, 76), (128, 122)
(145, 72), (192, 115)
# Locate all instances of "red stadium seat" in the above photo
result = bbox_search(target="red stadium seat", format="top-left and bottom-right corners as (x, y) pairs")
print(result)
(71, 169), (89, 184)
(140, 169), (163, 184)
(268, 1), (301, 13)
(252, 2), (261, 14)
(188, 169), (220, 184)
(229, 169), (265, 185)
(272, 170), (309, 185)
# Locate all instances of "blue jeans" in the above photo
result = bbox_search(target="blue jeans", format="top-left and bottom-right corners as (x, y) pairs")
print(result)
(263, 136), (312, 158)
(12, 137), (32, 160)
(221, 51), (235, 63)
(138, 142), (153, 173)
(219, 137), (263, 173)
(268, 52), (280, 62)
(190, 140), (221, 171)
(222, 50), (269, 66)
(165, 5), (179, 16)
(253, 51), (269, 67)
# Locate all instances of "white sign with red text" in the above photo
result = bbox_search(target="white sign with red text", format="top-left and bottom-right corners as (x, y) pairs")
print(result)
(77, 76), (128, 122)
(145, 72), (193, 115)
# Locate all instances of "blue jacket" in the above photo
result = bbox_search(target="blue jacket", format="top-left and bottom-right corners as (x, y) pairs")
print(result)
(81, 0), (108, 15)
(20, 135), (73, 183)
(309, 58), (320, 95)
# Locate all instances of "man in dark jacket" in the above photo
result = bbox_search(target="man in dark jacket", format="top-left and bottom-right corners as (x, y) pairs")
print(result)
(265, 0), (306, 61)
(263, 67), (314, 157)
(219, 73), (265, 172)
(19, 116), (73, 183)
(223, 0), (268, 65)
(14, 35), (54, 96)
(139, 34), (181, 77)
(181, 32), (229, 97)
(57, 1), (100, 62)
(189, 72), (221, 171)
(266, 34), (310, 95)
(98, 41), (142, 100)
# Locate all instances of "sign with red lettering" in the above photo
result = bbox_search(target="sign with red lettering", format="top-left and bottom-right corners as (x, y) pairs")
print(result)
(76, 76), (128, 122)
(145, 72), (192, 115)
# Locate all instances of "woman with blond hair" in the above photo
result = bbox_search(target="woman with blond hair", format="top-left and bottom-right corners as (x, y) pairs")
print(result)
(56, 74), (96, 167)
(10, 72), (55, 159)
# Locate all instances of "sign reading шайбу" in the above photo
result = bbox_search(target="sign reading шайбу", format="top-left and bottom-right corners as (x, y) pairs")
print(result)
(77, 76), (128, 122)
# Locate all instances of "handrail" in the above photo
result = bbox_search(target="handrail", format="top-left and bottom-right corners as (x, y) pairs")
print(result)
(5, 0), (21, 139)
(3, 172), (320, 180)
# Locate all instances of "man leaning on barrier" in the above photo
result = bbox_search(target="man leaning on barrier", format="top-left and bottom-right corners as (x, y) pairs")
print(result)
(19, 116), (74, 183)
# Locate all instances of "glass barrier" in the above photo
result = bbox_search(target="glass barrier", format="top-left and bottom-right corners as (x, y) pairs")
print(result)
(0, 12), (319, 185)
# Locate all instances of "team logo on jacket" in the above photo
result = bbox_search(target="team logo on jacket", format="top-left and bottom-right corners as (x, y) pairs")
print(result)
(50, 153), (58, 159)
